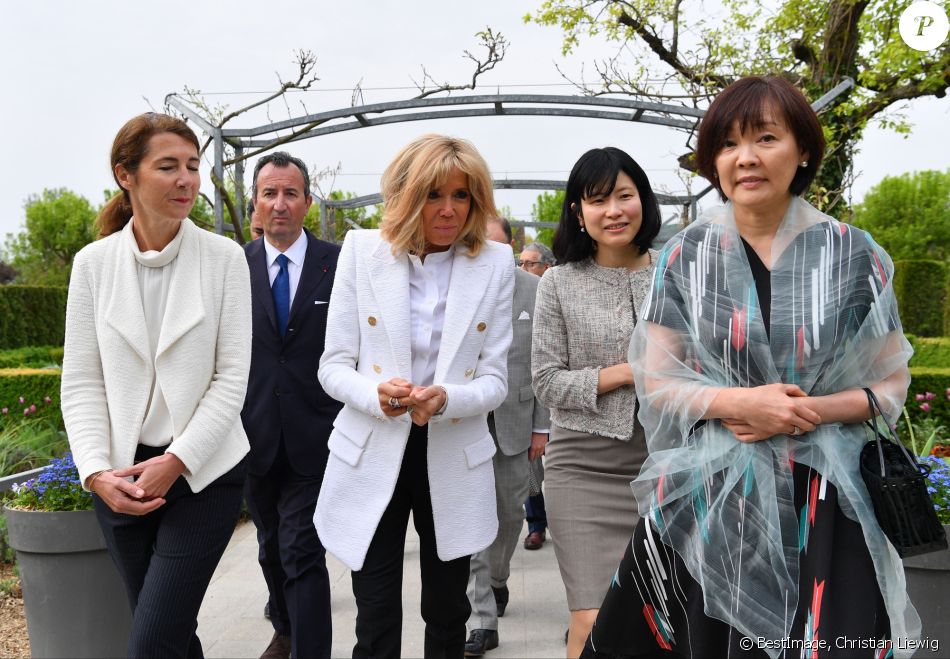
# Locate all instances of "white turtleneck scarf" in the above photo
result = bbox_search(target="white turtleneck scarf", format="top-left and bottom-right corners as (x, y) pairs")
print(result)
(124, 218), (185, 447)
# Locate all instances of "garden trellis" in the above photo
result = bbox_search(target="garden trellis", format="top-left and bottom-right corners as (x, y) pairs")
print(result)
(165, 81), (853, 241)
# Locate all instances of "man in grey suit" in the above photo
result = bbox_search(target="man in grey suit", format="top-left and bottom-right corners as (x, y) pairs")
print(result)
(464, 217), (550, 656)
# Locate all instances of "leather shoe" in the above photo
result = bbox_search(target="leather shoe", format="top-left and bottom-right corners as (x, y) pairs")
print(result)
(260, 631), (291, 659)
(492, 585), (509, 617)
(464, 629), (499, 656)
(523, 530), (546, 550)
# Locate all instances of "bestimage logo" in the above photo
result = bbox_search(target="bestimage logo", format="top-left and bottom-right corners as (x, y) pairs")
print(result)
(899, 1), (950, 51)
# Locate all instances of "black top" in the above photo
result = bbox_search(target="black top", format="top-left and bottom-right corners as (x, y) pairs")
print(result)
(741, 238), (771, 340)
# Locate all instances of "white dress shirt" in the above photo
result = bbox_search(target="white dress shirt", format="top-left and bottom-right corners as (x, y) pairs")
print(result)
(408, 247), (455, 387)
(263, 230), (308, 305)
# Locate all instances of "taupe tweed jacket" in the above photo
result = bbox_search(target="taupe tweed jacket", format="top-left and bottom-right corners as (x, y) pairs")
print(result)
(531, 252), (656, 440)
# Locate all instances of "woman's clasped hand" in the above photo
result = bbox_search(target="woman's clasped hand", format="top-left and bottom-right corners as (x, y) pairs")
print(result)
(377, 377), (447, 425)
(717, 383), (822, 442)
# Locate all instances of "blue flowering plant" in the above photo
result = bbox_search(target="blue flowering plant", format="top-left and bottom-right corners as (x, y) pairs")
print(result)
(921, 455), (950, 525)
(6, 453), (93, 512)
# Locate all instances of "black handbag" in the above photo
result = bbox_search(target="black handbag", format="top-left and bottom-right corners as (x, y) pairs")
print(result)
(859, 387), (948, 558)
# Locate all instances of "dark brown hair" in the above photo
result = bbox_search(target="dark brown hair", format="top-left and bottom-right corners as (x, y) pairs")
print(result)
(696, 76), (825, 200)
(96, 113), (200, 237)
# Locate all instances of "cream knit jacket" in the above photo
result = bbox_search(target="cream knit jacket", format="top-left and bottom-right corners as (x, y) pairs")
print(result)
(62, 219), (251, 492)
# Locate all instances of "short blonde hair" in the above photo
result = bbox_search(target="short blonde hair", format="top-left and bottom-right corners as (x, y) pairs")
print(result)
(380, 134), (496, 257)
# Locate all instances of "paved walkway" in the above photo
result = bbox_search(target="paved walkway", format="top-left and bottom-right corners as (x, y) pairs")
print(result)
(197, 519), (570, 658)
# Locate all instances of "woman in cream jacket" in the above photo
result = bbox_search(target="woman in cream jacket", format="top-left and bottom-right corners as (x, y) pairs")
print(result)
(61, 113), (250, 659)
(315, 134), (514, 658)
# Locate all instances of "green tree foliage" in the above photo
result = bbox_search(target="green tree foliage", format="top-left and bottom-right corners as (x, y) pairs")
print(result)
(303, 190), (383, 242)
(528, 0), (950, 214)
(852, 170), (950, 262)
(531, 190), (565, 247)
(3, 189), (96, 285)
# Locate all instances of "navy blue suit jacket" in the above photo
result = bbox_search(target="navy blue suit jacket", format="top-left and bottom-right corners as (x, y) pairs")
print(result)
(241, 229), (342, 477)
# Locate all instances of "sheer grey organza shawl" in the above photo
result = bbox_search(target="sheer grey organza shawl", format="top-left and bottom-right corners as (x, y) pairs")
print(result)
(628, 197), (919, 657)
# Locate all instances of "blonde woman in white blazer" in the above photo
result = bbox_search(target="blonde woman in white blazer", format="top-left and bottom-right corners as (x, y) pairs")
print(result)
(61, 114), (251, 659)
(316, 134), (514, 658)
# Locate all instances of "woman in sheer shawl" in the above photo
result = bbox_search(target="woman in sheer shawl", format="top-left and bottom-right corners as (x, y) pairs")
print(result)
(582, 76), (918, 659)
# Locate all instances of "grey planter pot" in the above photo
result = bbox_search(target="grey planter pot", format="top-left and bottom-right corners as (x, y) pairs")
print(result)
(903, 524), (950, 656)
(3, 506), (132, 658)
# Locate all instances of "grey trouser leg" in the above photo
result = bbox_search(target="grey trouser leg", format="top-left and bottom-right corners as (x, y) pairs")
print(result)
(466, 448), (530, 630)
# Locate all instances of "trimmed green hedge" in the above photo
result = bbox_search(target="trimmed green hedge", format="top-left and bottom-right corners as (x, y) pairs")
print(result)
(945, 271), (950, 337)
(893, 260), (948, 337)
(0, 345), (64, 369)
(0, 366), (943, 444)
(0, 368), (62, 429)
(907, 336), (950, 369)
(906, 367), (950, 432)
(0, 286), (67, 349)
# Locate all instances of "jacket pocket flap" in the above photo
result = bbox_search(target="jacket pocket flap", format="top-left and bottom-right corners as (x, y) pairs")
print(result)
(328, 429), (365, 468)
(332, 406), (376, 449)
(519, 385), (534, 402)
(464, 435), (496, 469)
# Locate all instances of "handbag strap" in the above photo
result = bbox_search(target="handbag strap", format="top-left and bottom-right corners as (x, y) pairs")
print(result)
(863, 387), (919, 476)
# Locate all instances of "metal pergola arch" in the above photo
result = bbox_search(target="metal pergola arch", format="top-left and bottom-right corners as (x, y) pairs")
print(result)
(320, 179), (701, 245)
(165, 79), (853, 240)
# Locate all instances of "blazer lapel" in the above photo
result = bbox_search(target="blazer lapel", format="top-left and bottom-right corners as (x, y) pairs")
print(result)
(435, 249), (489, 383)
(286, 230), (331, 331)
(104, 231), (150, 365)
(248, 238), (278, 335)
(156, 220), (206, 357)
(368, 240), (412, 380)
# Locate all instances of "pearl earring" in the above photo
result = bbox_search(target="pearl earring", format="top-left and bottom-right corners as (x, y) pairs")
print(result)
(800, 161), (808, 168)
(580, 225), (586, 233)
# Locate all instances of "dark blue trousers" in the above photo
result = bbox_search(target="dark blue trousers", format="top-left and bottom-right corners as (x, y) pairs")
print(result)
(94, 445), (245, 659)
(245, 439), (332, 659)
(525, 492), (547, 535)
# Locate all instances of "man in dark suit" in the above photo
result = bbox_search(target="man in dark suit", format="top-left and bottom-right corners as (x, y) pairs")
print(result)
(242, 151), (342, 659)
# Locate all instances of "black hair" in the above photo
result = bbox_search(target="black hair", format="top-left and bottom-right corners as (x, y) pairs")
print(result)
(696, 76), (825, 200)
(552, 147), (661, 264)
(252, 151), (312, 200)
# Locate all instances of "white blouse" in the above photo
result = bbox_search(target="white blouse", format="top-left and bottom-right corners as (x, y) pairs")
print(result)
(125, 218), (185, 447)
(407, 246), (454, 387)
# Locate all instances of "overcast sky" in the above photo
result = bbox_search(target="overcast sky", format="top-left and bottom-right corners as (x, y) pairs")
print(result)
(1, 0), (946, 242)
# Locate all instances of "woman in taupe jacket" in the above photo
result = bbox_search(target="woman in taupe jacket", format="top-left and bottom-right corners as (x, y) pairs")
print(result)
(531, 147), (659, 658)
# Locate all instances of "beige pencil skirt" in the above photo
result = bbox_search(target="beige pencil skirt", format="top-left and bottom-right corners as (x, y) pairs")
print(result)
(544, 423), (647, 610)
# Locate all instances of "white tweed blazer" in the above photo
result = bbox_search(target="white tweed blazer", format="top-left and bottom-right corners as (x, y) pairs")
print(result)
(315, 230), (514, 571)
(62, 219), (251, 493)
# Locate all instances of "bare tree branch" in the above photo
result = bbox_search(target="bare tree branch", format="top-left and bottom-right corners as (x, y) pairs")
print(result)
(613, 3), (731, 89)
(219, 50), (318, 128)
(412, 28), (508, 98)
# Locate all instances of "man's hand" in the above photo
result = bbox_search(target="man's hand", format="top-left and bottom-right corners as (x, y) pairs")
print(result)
(528, 432), (548, 461)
